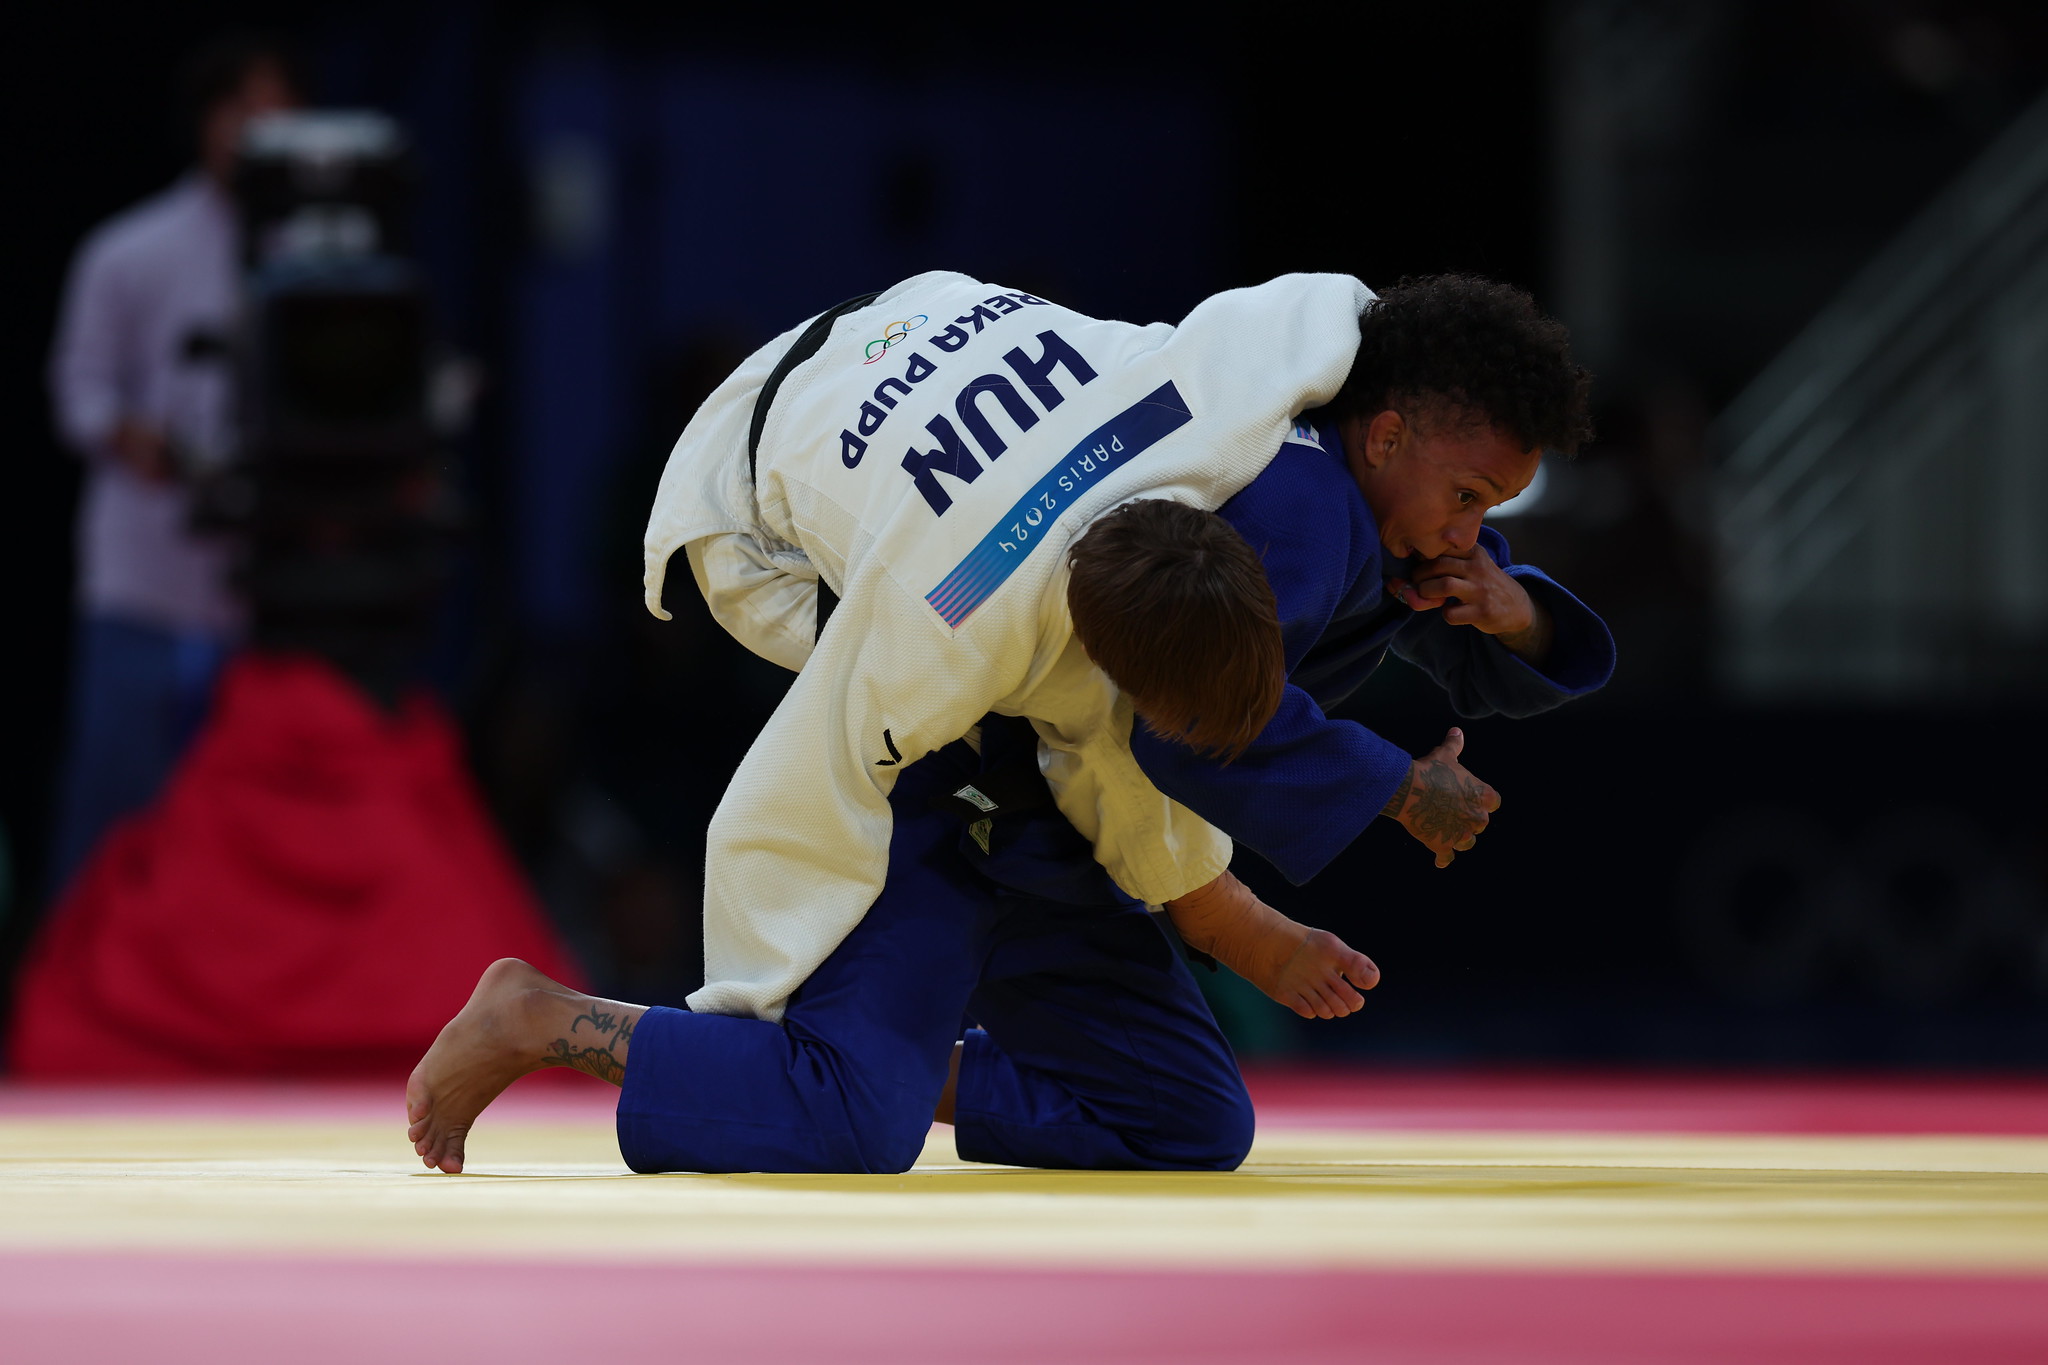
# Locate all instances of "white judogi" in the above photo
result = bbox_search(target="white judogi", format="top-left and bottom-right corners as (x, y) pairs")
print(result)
(644, 271), (1369, 1021)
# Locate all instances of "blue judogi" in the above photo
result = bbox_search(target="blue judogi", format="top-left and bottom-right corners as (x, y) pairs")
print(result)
(1132, 420), (1615, 884)
(619, 419), (1612, 1174)
(619, 730), (1252, 1175)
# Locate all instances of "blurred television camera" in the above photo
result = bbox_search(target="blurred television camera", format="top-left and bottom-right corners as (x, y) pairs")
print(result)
(193, 110), (474, 704)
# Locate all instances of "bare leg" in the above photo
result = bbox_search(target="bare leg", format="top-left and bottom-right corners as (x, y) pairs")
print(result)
(405, 958), (647, 1174)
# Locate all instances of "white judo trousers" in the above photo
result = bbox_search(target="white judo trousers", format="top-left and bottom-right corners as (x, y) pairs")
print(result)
(643, 271), (1370, 1022)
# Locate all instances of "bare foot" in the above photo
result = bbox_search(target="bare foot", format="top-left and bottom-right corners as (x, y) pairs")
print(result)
(405, 958), (645, 1174)
(1264, 928), (1380, 1020)
(1163, 871), (1380, 1021)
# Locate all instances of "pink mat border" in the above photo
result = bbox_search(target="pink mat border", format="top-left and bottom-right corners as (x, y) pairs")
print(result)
(5, 1253), (2046, 1365)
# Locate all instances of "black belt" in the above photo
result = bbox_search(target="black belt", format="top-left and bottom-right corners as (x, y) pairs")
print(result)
(928, 732), (1056, 825)
(747, 291), (880, 641)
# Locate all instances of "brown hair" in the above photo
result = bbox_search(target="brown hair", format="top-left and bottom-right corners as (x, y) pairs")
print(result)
(1067, 500), (1285, 762)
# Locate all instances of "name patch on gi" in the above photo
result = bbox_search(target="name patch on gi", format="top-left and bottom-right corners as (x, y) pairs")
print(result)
(924, 382), (1194, 628)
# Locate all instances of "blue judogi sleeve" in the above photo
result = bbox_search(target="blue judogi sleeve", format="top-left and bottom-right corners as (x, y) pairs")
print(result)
(1130, 440), (1412, 886)
(1391, 525), (1616, 718)
(1131, 432), (1617, 888)
(1134, 686), (1415, 887)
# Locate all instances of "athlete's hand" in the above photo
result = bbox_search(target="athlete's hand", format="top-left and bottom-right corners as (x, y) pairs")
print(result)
(1391, 550), (1552, 660)
(1391, 549), (1529, 631)
(1384, 727), (1500, 868)
(1267, 928), (1381, 1019)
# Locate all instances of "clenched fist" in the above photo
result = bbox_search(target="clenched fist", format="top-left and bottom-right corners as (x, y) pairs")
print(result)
(1391, 549), (1553, 661)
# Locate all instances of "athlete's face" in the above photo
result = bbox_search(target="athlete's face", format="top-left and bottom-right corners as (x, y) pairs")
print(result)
(1339, 409), (1540, 562)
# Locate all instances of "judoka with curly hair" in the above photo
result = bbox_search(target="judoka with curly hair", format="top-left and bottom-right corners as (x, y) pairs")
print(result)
(406, 272), (1614, 1176)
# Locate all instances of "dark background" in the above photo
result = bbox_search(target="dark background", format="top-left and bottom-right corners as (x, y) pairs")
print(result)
(5, 0), (2045, 1064)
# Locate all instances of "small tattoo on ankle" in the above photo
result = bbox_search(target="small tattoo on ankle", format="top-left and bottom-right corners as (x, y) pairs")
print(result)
(545, 1037), (625, 1085)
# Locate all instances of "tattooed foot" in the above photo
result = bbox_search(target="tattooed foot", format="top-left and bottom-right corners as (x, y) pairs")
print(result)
(405, 958), (646, 1174)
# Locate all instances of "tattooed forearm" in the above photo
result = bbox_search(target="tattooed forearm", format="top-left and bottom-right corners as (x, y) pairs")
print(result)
(1380, 767), (1415, 819)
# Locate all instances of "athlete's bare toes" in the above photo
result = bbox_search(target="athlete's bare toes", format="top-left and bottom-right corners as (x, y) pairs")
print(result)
(405, 958), (563, 1174)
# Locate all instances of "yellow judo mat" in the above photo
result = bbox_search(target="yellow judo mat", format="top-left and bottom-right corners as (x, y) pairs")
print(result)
(9, 1079), (2048, 1363)
(8, 1108), (2048, 1275)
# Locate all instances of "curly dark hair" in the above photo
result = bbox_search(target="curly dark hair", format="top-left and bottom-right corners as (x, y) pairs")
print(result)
(1325, 275), (1594, 456)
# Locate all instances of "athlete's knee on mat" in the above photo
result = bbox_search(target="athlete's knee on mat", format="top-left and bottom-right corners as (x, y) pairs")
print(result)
(1135, 1078), (1256, 1170)
(839, 1091), (943, 1174)
(615, 1105), (919, 1175)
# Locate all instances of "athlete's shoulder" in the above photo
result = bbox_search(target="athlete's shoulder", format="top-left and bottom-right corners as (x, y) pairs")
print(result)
(1225, 422), (1361, 530)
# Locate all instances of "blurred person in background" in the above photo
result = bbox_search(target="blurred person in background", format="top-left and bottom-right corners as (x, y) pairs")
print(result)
(43, 35), (298, 898)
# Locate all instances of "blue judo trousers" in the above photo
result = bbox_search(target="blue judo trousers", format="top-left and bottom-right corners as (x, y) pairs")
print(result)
(616, 724), (1254, 1175)
(612, 421), (1619, 1176)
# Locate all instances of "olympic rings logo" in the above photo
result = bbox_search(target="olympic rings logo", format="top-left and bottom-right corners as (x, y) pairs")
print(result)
(863, 315), (928, 364)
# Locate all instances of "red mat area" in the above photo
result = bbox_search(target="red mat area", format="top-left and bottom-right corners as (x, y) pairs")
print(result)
(6, 1254), (2046, 1365)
